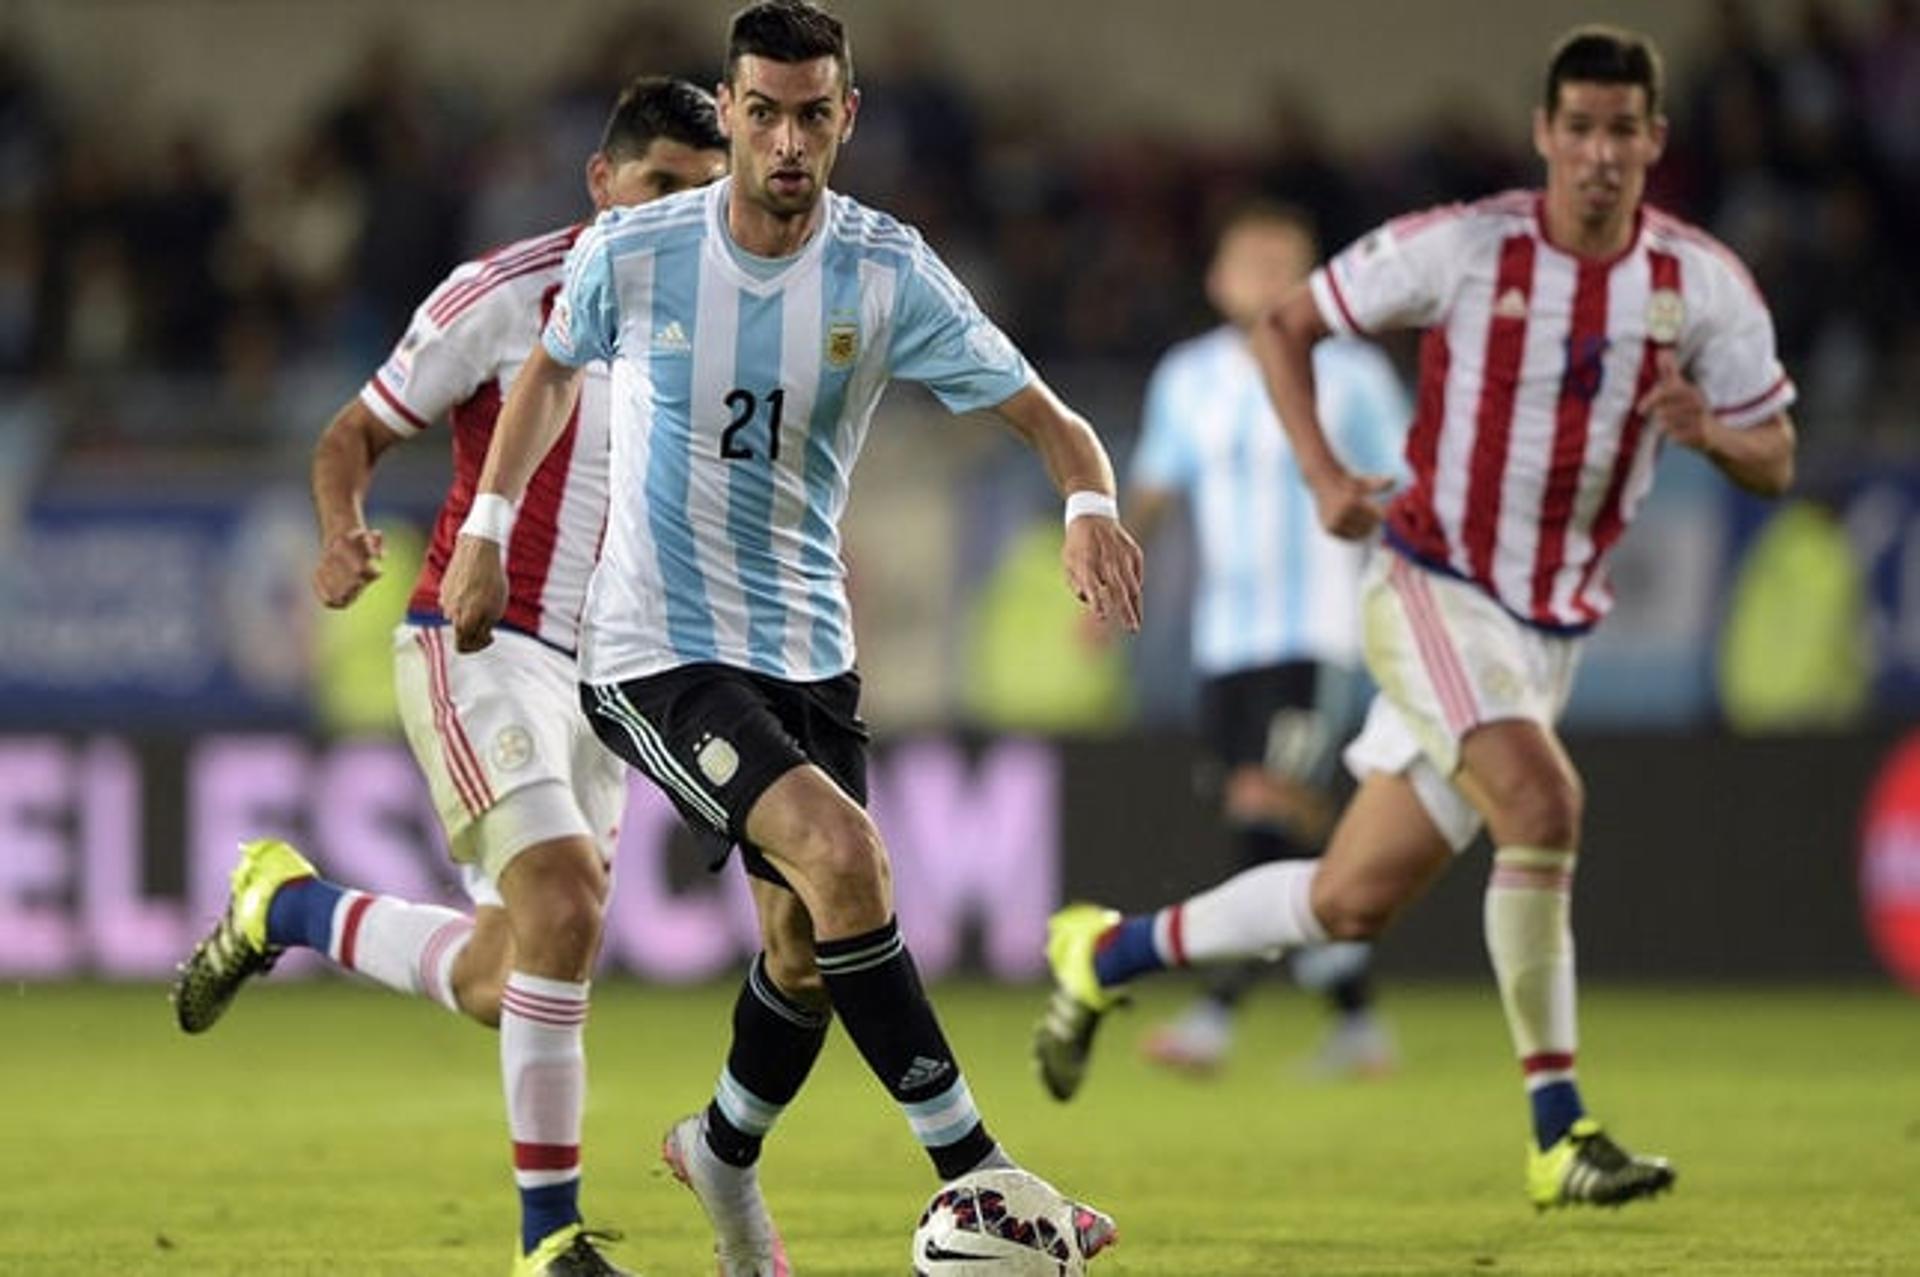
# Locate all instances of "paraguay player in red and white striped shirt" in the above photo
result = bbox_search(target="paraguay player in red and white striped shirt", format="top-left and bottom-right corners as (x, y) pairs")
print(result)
(172, 79), (728, 1277)
(1036, 26), (1795, 1212)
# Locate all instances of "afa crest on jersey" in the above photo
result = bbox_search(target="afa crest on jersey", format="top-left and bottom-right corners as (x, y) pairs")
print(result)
(826, 320), (859, 368)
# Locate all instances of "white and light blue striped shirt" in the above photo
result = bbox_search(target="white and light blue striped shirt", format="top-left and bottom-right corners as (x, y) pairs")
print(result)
(545, 177), (1033, 685)
(1131, 327), (1408, 675)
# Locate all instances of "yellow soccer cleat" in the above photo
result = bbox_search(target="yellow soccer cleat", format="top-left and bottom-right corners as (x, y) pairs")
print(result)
(170, 838), (316, 1034)
(1032, 903), (1125, 1102)
(1527, 1118), (1676, 1209)
(511, 1224), (637, 1276)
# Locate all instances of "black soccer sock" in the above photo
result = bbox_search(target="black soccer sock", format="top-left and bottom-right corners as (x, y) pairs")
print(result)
(1204, 958), (1268, 1011)
(702, 952), (832, 1169)
(815, 917), (995, 1179)
(1331, 967), (1375, 1017)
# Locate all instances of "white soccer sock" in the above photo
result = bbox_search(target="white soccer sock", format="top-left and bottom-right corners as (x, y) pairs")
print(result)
(1484, 847), (1579, 1077)
(1172, 860), (1328, 965)
(326, 891), (474, 1014)
(501, 972), (589, 1193)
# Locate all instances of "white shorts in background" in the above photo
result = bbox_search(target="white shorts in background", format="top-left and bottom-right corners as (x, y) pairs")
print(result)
(393, 624), (626, 890)
(1343, 549), (1583, 851)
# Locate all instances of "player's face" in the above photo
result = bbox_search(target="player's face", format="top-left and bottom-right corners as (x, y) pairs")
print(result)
(590, 139), (729, 212)
(718, 54), (858, 219)
(1206, 220), (1315, 329)
(1535, 81), (1667, 231)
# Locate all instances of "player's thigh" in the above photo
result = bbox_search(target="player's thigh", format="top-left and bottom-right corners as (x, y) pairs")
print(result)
(743, 762), (885, 888)
(1455, 719), (1584, 848)
(1312, 771), (1456, 936)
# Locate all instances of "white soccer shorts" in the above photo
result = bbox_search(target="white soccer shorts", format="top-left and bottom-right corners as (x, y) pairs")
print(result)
(393, 624), (626, 892)
(1343, 548), (1582, 851)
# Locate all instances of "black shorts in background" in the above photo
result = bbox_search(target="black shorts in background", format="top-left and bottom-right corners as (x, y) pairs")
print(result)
(581, 663), (869, 888)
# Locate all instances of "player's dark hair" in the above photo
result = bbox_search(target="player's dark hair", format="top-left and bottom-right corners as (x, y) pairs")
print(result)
(725, 0), (853, 92)
(1213, 198), (1319, 256)
(1544, 25), (1663, 117)
(600, 76), (726, 162)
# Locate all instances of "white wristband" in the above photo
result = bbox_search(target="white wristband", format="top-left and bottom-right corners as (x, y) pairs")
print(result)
(1064, 490), (1119, 527)
(459, 493), (516, 545)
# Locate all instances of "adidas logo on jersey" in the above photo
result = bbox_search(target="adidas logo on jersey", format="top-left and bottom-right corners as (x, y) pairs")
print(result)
(653, 320), (691, 352)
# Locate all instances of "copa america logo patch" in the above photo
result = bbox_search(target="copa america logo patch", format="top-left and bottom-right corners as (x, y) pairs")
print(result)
(1646, 288), (1686, 345)
(493, 725), (534, 772)
(697, 735), (740, 786)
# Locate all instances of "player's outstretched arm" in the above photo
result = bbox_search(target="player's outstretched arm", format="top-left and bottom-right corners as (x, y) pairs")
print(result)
(1254, 286), (1394, 540)
(991, 379), (1144, 632)
(440, 343), (584, 652)
(310, 398), (403, 609)
(1637, 351), (1795, 497)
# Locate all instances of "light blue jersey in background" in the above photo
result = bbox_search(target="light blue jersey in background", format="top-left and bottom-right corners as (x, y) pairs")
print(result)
(1131, 326), (1408, 676)
(545, 177), (1033, 686)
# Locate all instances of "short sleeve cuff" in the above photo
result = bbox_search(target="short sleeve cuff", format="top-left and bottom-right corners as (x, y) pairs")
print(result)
(1309, 266), (1364, 337)
(541, 324), (591, 369)
(1713, 372), (1796, 429)
(937, 363), (1036, 416)
(360, 377), (428, 437)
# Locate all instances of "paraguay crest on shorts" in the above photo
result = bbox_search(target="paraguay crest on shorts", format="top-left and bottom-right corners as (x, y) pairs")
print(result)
(1645, 288), (1686, 346)
(493, 725), (534, 772)
(826, 320), (859, 368)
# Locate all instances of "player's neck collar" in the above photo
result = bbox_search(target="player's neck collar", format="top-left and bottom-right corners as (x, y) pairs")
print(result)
(710, 177), (832, 295)
(1534, 192), (1645, 268)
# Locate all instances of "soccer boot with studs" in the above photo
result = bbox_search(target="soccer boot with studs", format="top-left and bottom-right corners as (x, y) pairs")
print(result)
(512, 1225), (637, 1276)
(1032, 903), (1126, 1101)
(1527, 1118), (1676, 1209)
(660, 1113), (791, 1277)
(171, 838), (316, 1033)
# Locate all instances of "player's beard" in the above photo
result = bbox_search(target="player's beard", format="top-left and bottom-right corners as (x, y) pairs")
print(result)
(757, 166), (820, 219)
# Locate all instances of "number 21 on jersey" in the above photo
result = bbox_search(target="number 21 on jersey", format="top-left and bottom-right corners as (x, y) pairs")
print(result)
(720, 387), (785, 462)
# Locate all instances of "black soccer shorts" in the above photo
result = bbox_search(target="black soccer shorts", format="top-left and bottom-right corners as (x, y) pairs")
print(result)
(580, 662), (869, 887)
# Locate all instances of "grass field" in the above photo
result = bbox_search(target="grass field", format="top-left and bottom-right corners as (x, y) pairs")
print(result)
(4, 978), (1916, 1275)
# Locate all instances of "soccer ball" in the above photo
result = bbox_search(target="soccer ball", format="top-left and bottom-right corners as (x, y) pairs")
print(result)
(910, 1168), (1085, 1275)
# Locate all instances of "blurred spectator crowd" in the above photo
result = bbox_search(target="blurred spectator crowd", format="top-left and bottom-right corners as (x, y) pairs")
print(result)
(2, 0), (1915, 464)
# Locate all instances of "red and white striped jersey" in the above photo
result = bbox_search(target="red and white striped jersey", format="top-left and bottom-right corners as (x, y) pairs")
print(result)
(360, 224), (611, 653)
(1310, 190), (1795, 630)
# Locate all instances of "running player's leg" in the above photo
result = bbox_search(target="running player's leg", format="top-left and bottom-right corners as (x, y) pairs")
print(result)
(1359, 552), (1671, 1206)
(1036, 769), (1452, 1101)
(665, 877), (821, 1276)
(494, 825), (611, 1263)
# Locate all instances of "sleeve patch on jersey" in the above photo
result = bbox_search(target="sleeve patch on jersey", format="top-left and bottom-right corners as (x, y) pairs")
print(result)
(964, 321), (1016, 371)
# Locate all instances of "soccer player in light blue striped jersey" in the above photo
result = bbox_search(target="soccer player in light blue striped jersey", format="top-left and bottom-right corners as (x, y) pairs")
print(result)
(1123, 202), (1409, 1081)
(441, 3), (1137, 1273)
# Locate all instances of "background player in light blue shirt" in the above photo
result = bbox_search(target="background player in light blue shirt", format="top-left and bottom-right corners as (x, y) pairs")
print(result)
(441, 4), (1138, 1273)
(1123, 201), (1409, 1080)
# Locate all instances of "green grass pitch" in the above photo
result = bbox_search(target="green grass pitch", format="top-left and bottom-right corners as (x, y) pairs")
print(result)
(4, 979), (1916, 1274)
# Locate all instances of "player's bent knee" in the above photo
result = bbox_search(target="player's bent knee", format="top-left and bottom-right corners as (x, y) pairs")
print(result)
(1501, 775), (1583, 850)
(794, 808), (890, 892)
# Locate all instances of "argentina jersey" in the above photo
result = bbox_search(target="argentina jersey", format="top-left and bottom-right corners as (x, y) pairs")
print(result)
(1131, 327), (1409, 675)
(544, 176), (1033, 685)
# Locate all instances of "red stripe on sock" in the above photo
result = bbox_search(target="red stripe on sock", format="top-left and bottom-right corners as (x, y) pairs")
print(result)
(1522, 1051), (1576, 1075)
(1164, 905), (1187, 967)
(513, 1141), (581, 1172)
(336, 894), (376, 970)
